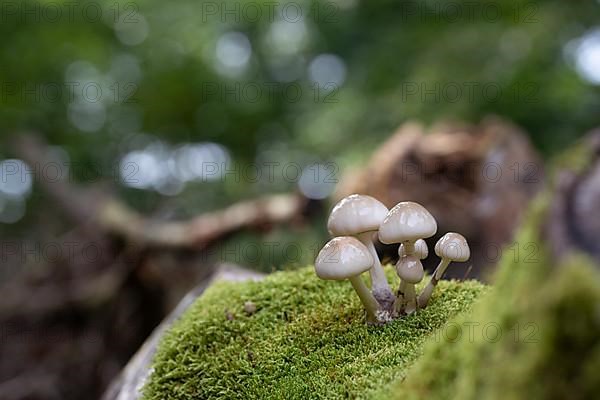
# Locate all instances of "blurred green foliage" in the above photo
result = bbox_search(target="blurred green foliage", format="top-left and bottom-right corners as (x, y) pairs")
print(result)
(1, 0), (599, 269)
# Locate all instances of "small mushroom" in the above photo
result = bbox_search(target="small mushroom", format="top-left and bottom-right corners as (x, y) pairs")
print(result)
(327, 194), (393, 306)
(399, 238), (428, 259)
(379, 201), (437, 314)
(418, 232), (470, 308)
(395, 255), (425, 314)
(315, 237), (381, 324)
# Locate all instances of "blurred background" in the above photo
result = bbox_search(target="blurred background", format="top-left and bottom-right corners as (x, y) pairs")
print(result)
(1, 0), (600, 399)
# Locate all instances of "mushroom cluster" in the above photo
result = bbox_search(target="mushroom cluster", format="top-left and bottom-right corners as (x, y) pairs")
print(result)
(315, 194), (470, 325)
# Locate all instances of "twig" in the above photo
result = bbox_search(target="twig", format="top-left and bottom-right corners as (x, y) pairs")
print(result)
(12, 134), (307, 249)
(98, 193), (304, 249)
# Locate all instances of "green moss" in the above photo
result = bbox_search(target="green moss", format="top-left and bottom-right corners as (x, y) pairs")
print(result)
(387, 203), (600, 400)
(142, 268), (487, 399)
(143, 198), (600, 400)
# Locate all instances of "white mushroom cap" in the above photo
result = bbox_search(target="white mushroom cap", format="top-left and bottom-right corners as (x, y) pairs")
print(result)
(435, 232), (470, 262)
(378, 201), (437, 244)
(396, 255), (425, 284)
(327, 194), (389, 236)
(399, 239), (428, 259)
(315, 237), (373, 280)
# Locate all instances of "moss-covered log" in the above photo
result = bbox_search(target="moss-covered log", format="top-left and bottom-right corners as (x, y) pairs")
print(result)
(128, 132), (600, 399)
(142, 269), (486, 399)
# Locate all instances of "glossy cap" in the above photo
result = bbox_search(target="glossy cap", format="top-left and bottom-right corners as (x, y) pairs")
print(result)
(315, 237), (373, 280)
(396, 255), (425, 284)
(327, 194), (389, 236)
(434, 232), (470, 262)
(379, 201), (437, 244)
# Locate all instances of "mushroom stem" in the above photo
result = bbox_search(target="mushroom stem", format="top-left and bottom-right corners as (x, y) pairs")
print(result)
(417, 283), (433, 309)
(348, 276), (380, 324)
(433, 258), (451, 280)
(404, 285), (417, 314)
(357, 231), (393, 300)
(394, 253), (423, 314)
(403, 240), (415, 255)
(395, 280), (418, 315)
(417, 258), (450, 308)
(393, 280), (407, 315)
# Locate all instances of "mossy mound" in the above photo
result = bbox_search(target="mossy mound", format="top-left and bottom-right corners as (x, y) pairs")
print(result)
(142, 268), (487, 399)
(387, 203), (600, 400)
(143, 201), (600, 400)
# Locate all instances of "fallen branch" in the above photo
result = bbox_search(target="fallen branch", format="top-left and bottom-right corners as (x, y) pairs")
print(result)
(13, 134), (307, 250)
(98, 193), (305, 249)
